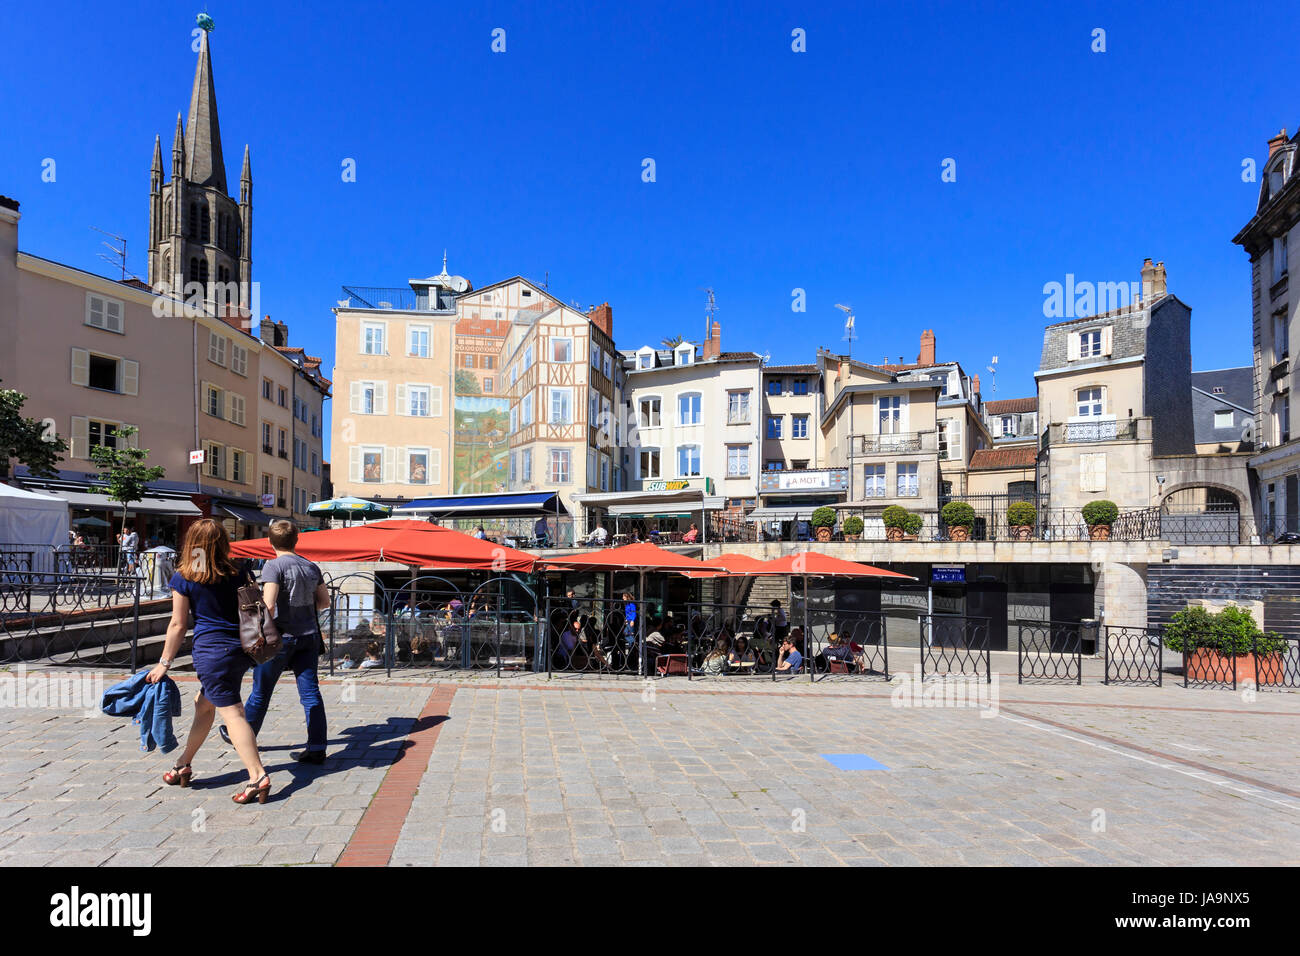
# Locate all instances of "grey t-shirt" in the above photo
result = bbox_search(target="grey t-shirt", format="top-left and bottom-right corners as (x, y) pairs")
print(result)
(262, 553), (324, 639)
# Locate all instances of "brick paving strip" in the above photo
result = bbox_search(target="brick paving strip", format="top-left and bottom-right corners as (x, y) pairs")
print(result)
(336, 685), (457, 866)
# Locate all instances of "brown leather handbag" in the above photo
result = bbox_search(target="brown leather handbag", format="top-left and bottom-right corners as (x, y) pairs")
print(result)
(237, 570), (281, 665)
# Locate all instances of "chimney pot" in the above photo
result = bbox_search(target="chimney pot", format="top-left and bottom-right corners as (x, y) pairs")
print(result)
(1268, 129), (1290, 159)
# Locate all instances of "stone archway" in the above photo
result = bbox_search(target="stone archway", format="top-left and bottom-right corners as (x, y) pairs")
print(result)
(1159, 483), (1245, 545)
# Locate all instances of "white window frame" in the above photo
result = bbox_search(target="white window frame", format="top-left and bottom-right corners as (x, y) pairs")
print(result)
(230, 344), (248, 377)
(361, 322), (387, 356)
(896, 462), (919, 497)
(727, 444), (750, 477)
(208, 331), (228, 367)
(1079, 329), (1103, 358)
(549, 387), (573, 425)
(85, 293), (124, 334)
(1213, 410), (1234, 430)
(863, 463), (886, 498)
(792, 414), (809, 439)
(407, 447), (432, 485)
(677, 444), (702, 478)
(639, 396), (662, 429)
(407, 324), (431, 358)
(549, 448), (571, 484)
(678, 391), (702, 426)
(1076, 387), (1103, 418)
(640, 448), (661, 480)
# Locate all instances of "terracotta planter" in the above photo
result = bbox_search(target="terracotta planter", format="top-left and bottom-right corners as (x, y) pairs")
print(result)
(815, 526), (833, 542)
(1089, 523), (1112, 541)
(950, 525), (971, 542)
(903, 534), (919, 541)
(886, 527), (904, 542)
(845, 533), (861, 541)
(1185, 649), (1284, 686)
(1010, 525), (1032, 541)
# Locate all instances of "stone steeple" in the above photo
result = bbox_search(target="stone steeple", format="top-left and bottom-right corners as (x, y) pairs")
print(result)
(147, 19), (250, 309)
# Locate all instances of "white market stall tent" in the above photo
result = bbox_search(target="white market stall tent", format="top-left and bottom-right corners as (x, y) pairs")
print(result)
(0, 483), (69, 554)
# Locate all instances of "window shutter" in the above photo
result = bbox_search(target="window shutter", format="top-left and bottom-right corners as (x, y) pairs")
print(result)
(395, 446), (407, 481)
(70, 416), (89, 459)
(105, 299), (122, 332)
(349, 445), (362, 483)
(350, 381), (362, 413)
(430, 449), (442, 486)
(225, 392), (236, 423)
(124, 426), (139, 450)
(71, 348), (89, 387)
(121, 360), (139, 396)
(1100, 325), (1113, 356)
(1067, 332), (1080, 361)
(358, 324), (367, 354)
(1100, 385), (1109, 414)
(374, 383), (387, 415)
(431, 386), (442, 418)
(395, 384), (407, 416)
(382, 448), (396, 484)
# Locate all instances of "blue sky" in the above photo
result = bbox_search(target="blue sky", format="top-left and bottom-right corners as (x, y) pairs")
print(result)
(1, 0), (1293, 410)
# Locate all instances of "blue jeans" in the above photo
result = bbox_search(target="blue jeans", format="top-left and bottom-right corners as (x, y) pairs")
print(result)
(243, 634), (327, 752)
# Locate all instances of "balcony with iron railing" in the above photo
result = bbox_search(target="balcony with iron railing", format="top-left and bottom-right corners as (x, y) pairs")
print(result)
(1041, 417), (1147, 449)
(851, 430), (939, 456)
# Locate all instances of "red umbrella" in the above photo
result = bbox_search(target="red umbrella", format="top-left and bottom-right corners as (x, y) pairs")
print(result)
(230, 518), (538, 572)
(684, 552), (775, 578)
(753, 552), (914, 579)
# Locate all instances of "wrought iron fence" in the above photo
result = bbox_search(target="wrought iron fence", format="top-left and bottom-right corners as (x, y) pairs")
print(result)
(919, 614), (992, 683)
(1103, 625), (1163, 686)
(543, 595), (643, 678)
(0, 571), (142, 669)
(1180, 633), (1300, 691)
(806, 608), (889, 681)
(686, 600), (785, 679)
(1016, 619), (1087, 684)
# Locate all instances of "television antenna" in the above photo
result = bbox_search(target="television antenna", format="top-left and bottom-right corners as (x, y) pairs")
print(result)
(986, 355), (998, 395)
(700, 287), (717, 340)
(834, 303), (856, 361)
(91, 226), (136, 282)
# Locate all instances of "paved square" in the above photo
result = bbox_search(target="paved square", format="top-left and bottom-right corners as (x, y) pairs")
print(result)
(0, 667), (1298, 866)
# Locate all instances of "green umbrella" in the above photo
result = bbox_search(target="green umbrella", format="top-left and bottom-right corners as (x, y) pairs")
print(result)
(307, 496), (393, 525)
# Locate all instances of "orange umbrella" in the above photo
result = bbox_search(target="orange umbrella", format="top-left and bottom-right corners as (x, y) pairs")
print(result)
(685, 552), (775, 578)
(753, 552), (915, 580)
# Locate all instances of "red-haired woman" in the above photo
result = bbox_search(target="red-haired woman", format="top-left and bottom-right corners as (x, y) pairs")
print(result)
(146, 518), (271, 804)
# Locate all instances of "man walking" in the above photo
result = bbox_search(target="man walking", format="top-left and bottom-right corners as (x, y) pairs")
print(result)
(219, 519), (330, 763)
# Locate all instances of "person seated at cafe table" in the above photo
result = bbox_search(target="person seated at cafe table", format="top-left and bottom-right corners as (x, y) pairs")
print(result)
(700, 635), (729, 675)
(681, 522), (700, 543)
(728, 635), (756, 671)
(775, 635), (803, 673)
(817, 632), (856, 671)
(360, 641), (385, 669)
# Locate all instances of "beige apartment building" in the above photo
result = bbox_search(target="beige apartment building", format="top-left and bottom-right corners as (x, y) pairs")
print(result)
(331, 271), (460, 500)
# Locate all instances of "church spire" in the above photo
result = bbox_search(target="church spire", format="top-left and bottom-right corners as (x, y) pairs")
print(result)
(183, 25), (226, 191)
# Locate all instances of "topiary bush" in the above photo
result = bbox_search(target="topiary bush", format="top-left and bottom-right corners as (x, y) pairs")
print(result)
(810, 506), (837, 529)
(1162, 604), (1286, 656)
(1081, 499), (1118, 526)
(902, 512), (924, 535)
(882, 505), (910, 529)
(842, 515), (864, 536)
(941, 501), (976, 528)
(1006, 502), (1036, 527)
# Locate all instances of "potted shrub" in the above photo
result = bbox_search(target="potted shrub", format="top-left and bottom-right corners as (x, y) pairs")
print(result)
(810, 506), (837, 543)
(1082, 499), (1118, 541)
(941, 501), (976, 541)
(882, 505), (909, 542)
(902, 511), (924, 540)
(842, 515), (864, 541)
(1006, 502), (1036, 541)
(1163, 605), (1287, 686)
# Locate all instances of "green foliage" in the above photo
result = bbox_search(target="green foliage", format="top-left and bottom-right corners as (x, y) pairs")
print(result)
(941, 501), (975, 527)
(1081, 499), (1118, 526)
(88, 426), (166, 522)
(660, 335), (684, 348)
(902, 512), (924, 535)
(0, 380), (67, 478)
(882, 505), (910, 529)
(810, 506), (837, 529)
(1162, 604), (1287, 656)
(454, 369), (482, 396)
(842, 515), (864, 535)
(1006, 502), (1037, 527)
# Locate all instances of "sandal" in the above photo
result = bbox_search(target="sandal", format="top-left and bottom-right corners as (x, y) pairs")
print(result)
(162, 764), (192, 787)
(232, 772), (271, 805)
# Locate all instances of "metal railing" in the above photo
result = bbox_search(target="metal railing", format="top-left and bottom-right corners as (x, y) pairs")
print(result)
(1042, 418), (1141, 448)
(1180, 634), (1300, 691)
(0, 571), (142, 669)
(686, 601), (785, 679)
(853, 431), (935, 455)
(1103, 625), (1163, 686)
(919, 615), (992, 683)
(543, 595), (643, 678)
(1016, 619), (1089, 684)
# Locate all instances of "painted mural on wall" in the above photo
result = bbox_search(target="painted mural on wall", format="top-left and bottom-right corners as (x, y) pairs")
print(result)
(453, 389), (509, 493)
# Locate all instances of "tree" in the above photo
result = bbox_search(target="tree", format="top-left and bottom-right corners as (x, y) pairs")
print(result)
(455, 369), (482, 396)
(0, 380), (67, 479)
(88, 426), (165, 533)
(660, 335), (684, 349)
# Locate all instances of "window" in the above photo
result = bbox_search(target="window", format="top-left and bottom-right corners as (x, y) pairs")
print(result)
(261, 422), (272, 452)
(639, 397), (661, 428)
(1214, 410), (1234, 429)
(208, 332), (227, 366)
(792, 378), (809, 396)
(277, 477), (286, 506)
(1079, 329), (1102, 358)
(678, 392), (701, 425)
(509, 407), (518, 434)
(231, 344), (248, 377)
(206, 384), (223, 418)
(362, 323), (385, 355)
(522, 394), (534, 426)
(510, 365), (518, 387)
(1278, 395), (1291, 444)
(262, 378), (272, 400)
(727, 444), (750, 477)
(86, 294), (124, 334)
(483, 356), (493, 370)
(938, 419), (960, 459)
(87, 354), (117, 391)
(767, 379), (783, 396)
(591, 346), (601, 370)
(230, 449), (246, 484)
(278, 387), (288, 408)
(863, 464), (886, 497)
(278, 428), (287, 456)
(362, 384), (377, 415)
(675, 346), (693, 366)
(549, 387), (573, 424)
(896, 462), (919, 497)
(88, 419), (120, 452)
(361, 447), (383, 483)
(727, 390), (751, 424)
(791, 460), (809, 470)
(764, 459), (785, 471)
(205, 442), (224, 479)
(408, 385), (430, 417)
(408, 325), (430, 357)
(1275, 313), (1289, 363)
(484, 378), (493, 393)
(878, 396), (902, 434)
(1076, 387), (1103, 417)
(792, 415), (809, 439)
(600, 455), (610, 491)
(312, 452), (319, 476)
(677, 445), (701, 477)
(1274, 235), (1289, 284)
(766, 416), (783, 439)
(638, 352), (653, 369)
(551, 338), (572, 363)
(521, 450), (532, 482)
(463, 354), (475, 368)
(228, 394), (246, 427)
(549, 449), (571, 484)
(509, 451), (517, 484)
(603, 354), (612, 378)
(524, 345), (534, 369)
(640, 448), (660, 479)
(408, 449), (430, 484)
(1000, 415), (1014, 437)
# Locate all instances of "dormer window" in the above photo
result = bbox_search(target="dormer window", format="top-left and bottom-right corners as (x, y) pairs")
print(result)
(1079, 330), (1102, 357)
(1068, 325), (1111, 361)
(637, 347), (654, 369)
(675, 345), (693, 366)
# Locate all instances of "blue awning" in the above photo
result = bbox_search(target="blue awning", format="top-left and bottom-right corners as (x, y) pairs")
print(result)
(395, 491), (568, 518)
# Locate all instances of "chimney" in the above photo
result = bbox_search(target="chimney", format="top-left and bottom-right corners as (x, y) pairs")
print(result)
(972, 373), (981, 397)
(259, 315), (276, 344)
(1269, 129), (1290, 159)
(1140, 258), (1167, 301)
(919, 329), (936, 366)
(702, 320), (722, 360)
(588, 302), (613, 337)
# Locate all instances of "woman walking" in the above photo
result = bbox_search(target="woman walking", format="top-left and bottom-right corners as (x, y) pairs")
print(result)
(146, 518), (271, 805)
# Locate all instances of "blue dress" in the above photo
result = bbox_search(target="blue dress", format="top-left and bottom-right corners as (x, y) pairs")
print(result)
(169, 568), (249, 707)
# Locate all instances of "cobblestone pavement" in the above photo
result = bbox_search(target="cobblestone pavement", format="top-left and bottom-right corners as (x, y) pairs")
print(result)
(1, 667), (1298, 866)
